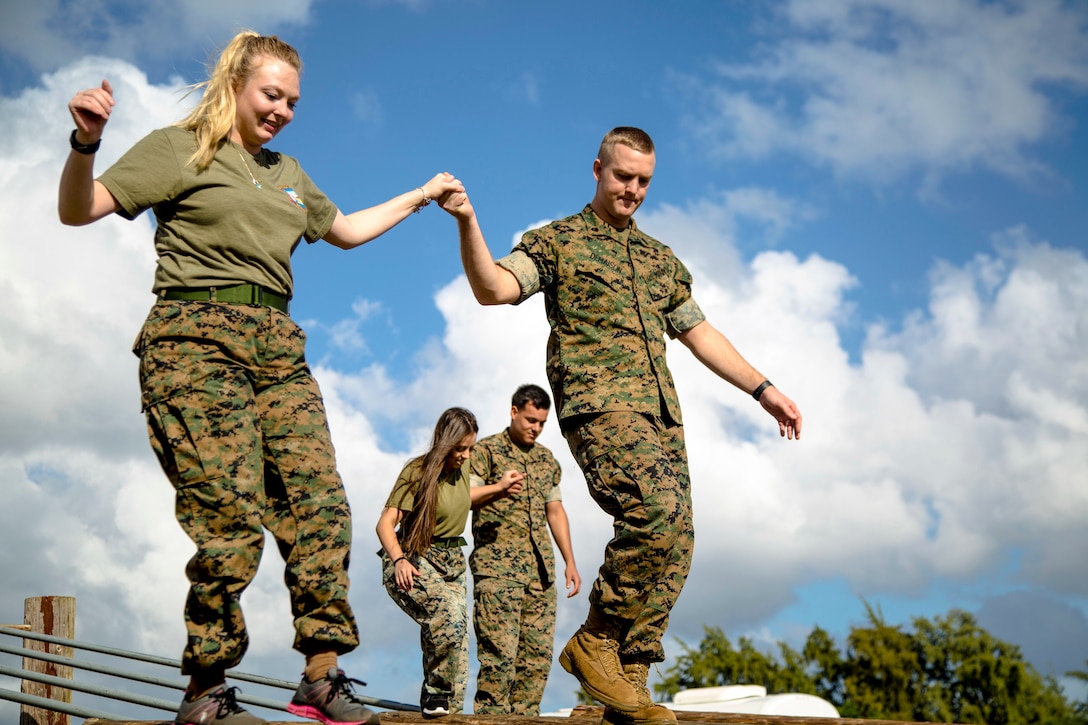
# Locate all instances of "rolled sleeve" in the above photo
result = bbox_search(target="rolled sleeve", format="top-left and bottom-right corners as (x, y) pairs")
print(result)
(496, 250), (541, 304)
(665, 297), (706, 338)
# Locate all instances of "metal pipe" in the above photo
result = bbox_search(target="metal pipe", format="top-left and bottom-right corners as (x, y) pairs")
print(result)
(0, 640), (290, 713)
(0, 689), (123, 721)
(0, 625), (417, 712)
(0, 663), (180, 712)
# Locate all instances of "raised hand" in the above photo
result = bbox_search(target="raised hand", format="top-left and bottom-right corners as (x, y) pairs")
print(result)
(421, 172), (464, 206)
(68, 80), (114, 142)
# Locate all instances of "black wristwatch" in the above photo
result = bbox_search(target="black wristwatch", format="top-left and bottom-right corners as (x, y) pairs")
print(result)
(69, 129), (101, 155)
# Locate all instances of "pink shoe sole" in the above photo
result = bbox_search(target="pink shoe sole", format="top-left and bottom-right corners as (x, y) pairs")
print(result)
(286, 702), (370, 725)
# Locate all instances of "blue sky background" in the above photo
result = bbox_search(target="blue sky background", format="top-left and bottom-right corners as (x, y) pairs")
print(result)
(1, 0), (1087, 720)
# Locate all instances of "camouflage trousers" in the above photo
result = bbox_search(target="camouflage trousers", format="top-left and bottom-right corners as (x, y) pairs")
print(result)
(472, 575), (557, 715)
(135, 300), (359, 675)
(382, 546), (469, 713)
(562, 411), (693, 663)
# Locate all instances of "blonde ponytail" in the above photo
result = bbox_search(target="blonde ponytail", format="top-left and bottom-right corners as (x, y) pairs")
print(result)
(176, 30), (301, 172)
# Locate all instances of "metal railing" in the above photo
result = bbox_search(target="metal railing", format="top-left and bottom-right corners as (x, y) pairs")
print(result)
(0, 624), (416, 722)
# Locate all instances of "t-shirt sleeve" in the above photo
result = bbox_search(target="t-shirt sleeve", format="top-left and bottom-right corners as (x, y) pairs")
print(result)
(293, 165), (338, 244)
(98, 129), (183, 220)
(384, 465), (419, 511)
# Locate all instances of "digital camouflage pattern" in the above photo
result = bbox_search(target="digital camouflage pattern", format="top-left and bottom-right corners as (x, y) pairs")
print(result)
(469, 429), (562, 714)
(497, 205), (701, 665)
(472, 576), (556, 715)
(563, 411), (692, 664)
(497, 205), (706, 425)
(135, 299), (358, 674)
(469, 429), (561, 585)
(381, 547), (469, 713)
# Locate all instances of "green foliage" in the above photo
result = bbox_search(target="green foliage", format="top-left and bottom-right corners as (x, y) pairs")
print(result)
(656, 602), (1086, 724)
(1067, 660), (1088, 717)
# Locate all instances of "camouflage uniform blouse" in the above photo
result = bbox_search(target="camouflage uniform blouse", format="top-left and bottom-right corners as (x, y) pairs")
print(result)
(469, 429), (562, 587)
(497, 205), (706, 425)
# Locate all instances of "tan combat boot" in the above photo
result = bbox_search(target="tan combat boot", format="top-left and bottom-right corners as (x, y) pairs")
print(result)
(559, 625), (638, 712)
(601, 663), (677, 725)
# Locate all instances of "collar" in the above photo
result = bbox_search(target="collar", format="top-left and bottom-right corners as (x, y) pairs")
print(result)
(504, 427), (537, 454)
(580, 205), (639, 242)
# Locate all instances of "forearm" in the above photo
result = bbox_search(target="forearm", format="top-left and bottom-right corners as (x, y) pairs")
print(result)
(470, 481), (510, 508)
(58, 154), (113, 226)
(678, 321), (767, 395)
(376, 508), (406, 559)
(327, 187), (429, 250)
(546, 505), (576, 566)
(457, 212), (520, 305)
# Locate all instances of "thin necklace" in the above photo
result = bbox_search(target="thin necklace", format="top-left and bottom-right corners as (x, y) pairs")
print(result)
(232, 143), (262, 189)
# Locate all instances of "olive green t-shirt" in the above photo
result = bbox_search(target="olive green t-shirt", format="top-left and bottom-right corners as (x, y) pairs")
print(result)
(98, 126), (338, 297)
(385, 458), (472, 540)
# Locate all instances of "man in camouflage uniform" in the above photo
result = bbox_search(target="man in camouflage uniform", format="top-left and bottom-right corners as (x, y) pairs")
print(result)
(443, 126), (803, 725)
(469, 384), (582, 715)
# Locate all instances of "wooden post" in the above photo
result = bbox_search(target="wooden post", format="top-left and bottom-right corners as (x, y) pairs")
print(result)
(20, 596), (75, 725)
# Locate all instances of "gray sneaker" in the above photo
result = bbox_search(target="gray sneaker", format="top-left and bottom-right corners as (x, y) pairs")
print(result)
(287, 667), (380, 725)
(174, 685), (265, 725)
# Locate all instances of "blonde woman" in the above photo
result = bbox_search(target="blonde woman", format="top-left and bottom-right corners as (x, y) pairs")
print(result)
(59, 30), (464, 725)
(376, 408), (523, 718)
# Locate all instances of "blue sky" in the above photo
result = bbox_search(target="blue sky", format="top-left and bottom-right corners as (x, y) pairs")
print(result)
(2, 0), (1087, 720)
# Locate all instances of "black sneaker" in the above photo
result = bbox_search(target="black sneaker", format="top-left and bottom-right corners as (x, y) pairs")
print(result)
(420, 691), (450, 719)
(174, 685), (265, 725)
(287, 667), (380, 725)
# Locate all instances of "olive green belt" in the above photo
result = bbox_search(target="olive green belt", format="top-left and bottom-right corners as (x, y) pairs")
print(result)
(161, 284), (289, 314)
(431, 536), (467, 549)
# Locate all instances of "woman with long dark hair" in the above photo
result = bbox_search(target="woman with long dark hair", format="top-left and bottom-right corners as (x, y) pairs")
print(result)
(376, 407), (523, 717)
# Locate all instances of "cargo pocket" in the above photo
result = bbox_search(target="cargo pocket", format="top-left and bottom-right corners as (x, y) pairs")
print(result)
(144, 386), (225, 491)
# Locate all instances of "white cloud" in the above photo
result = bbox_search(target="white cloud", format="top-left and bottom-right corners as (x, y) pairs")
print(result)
(678, 0), (1088, 183)
(349, 88), (384, 127)
(0, 0), (317, 75)
(2, 54), (1086, 716)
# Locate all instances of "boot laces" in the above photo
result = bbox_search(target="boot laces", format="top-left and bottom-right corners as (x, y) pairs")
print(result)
(209, 687), (247, 717)
(598, 637), (624, 679)
(624, 663), (654, 704)
(326, 671), (368, 706)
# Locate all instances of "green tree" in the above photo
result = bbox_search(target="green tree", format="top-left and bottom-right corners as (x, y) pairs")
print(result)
(655, 626), (791, 696)
(840, 601), (922, 719)
(1066, 660), (1088, 718)
(655, 602), (1082, 724)
(803, 625), (845, 704)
